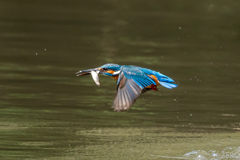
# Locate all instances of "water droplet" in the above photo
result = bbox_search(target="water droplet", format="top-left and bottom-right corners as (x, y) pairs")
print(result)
(44, 48), (46, 51)
(36, 53), (38, 55)
(179, 27), (181, 29)
(190, 114), (192, 116)
(212, 153), (218, 157)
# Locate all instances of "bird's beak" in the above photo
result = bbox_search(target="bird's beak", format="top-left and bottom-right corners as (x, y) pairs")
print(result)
(76, 68), (99, 76)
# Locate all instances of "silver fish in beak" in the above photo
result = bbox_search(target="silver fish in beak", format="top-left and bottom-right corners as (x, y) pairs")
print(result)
(91, 70), (100, 87)
(76, 68), (100, 87)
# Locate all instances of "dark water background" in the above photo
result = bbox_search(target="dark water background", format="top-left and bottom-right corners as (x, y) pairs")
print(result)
(1, 0), (240, 159)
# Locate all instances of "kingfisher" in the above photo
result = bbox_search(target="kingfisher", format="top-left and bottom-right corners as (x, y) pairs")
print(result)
(76, 63), (178, 111)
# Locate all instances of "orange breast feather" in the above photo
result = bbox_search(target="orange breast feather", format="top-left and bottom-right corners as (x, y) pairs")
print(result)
(112, 75), (119, 81)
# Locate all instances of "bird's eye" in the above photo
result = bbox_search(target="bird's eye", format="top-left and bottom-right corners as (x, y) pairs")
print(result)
(103, 68), (108, 71)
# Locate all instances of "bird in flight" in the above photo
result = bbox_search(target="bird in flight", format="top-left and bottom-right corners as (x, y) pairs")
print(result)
(76, 63), (177, 111)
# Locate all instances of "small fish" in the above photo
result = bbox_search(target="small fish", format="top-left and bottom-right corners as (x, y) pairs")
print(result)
(91, 70), (100, 87)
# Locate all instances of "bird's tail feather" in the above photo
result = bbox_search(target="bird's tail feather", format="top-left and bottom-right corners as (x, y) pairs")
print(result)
(159, 82), (178, 89)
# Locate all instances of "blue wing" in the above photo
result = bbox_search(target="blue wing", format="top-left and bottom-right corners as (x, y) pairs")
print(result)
(117, 66), (156, 89)
(113, 66), (157, 111)
(139, 67), (178, 89)
(112, 65), (178, 111)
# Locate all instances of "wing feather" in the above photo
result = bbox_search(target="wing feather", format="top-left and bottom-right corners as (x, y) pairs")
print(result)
(122, 89), (127, 108)
(112, 71), (142, 111)
(112, 65), (177, 111)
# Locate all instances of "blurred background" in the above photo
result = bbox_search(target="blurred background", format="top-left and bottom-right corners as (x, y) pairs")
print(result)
(1, 0), (240, 159)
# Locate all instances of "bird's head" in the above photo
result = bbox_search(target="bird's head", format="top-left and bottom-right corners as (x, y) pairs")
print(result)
(76, 63), (122, 77)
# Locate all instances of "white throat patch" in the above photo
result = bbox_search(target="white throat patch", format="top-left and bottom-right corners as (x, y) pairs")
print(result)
(112, 70), (120, 75)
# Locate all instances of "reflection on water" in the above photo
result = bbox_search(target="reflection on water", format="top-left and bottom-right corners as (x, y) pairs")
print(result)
(1, 0), (240, 159)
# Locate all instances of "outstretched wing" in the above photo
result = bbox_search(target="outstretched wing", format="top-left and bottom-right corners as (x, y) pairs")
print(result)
(112, 66), (156, 111)
(113, 72), (142, 111)
(139, 67), (178, 89)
